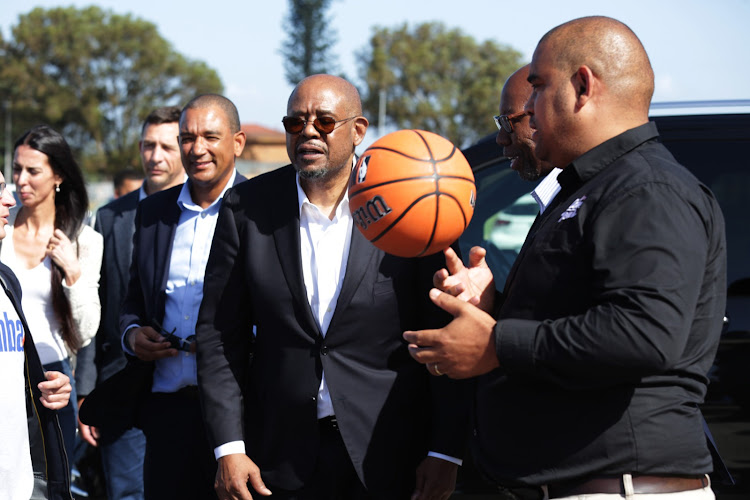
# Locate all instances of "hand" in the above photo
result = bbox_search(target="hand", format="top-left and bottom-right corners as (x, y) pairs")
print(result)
(433, 247), (495, 314)
(38, 370), (72, 410)
(411, 456), (458, 500)
(215, 454), (272, 499)
(77, 397), (100, 446)
(404, 288), (499, 379)
(130, 326), (178, 362)
(46, 229), (81, 285)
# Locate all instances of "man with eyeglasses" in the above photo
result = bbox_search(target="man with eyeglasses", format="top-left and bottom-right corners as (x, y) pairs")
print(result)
(196, 74), (469, 500)
(406, 16), (724, 499)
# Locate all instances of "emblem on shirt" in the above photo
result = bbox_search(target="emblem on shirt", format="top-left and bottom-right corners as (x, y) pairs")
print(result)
(357, 155), (370, 184)
(558, 195), (586, 222)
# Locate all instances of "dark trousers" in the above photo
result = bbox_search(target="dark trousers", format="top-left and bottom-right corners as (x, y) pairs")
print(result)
(99, 426), (146, 500)
(269, 417), (372, 500)
(138, 388), (217, 500)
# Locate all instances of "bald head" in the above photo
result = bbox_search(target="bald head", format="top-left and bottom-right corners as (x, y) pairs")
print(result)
(538, 16), (654, 113)
(503, 65), (532, 109)
(183, 94), (241, 132)
(289, 74), (363, 117)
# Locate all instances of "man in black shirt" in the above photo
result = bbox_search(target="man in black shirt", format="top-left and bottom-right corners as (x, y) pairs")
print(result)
(405, 16), (724, 499)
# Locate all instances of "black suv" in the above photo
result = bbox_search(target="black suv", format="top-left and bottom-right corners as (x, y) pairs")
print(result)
(454, 103), (750, 499)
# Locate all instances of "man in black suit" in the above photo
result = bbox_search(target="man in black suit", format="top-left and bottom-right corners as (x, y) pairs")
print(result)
(119, 94), (246, 500)
(405, 16), (724, 499)
(196, 74), (469, 500)
(76, 106), (184, 500)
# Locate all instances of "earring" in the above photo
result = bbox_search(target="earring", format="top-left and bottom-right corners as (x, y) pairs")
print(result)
(55, 184), (60, 193)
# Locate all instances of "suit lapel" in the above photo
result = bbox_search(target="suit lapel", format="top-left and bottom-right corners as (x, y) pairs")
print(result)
(272, 168), (320, 336)
(154, 191), (182, 300)
(331, 225), (378, 321)
(112, 195), (138, 288)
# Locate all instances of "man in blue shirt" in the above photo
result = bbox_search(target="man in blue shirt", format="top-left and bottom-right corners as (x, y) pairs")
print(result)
(119, 94), (246, 500)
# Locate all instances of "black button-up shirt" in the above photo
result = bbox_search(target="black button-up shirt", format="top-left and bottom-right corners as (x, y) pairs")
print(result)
(473, 122), (727, 486)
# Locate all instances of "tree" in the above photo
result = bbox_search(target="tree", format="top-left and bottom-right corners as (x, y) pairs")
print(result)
(0, 6), (223, 175)
(280, 0), (338, 85)
(358, 22), (524, 148)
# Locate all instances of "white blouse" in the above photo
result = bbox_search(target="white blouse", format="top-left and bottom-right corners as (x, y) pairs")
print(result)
(0, 207), (102, 364)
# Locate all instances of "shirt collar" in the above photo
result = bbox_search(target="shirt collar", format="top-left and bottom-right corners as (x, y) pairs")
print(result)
(531, 168), (562, 214)
(557, 122), (660, 191)
(295, 158), (356, 220)
(177, 169), (237, 212)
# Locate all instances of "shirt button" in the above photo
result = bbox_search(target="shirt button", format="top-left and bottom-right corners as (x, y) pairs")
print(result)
(320, 345), (329, 355)
(200, 212), (207, 218)
(184, 315), (189, 320)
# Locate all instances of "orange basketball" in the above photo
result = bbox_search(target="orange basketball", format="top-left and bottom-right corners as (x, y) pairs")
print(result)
(348, 129), (475, 258)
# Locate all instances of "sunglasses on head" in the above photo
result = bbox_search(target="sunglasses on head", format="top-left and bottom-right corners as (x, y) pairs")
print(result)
(281, 115), (358, 135)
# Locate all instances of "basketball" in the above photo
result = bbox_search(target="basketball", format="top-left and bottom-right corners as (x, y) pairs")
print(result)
(348, 129), (475, 258)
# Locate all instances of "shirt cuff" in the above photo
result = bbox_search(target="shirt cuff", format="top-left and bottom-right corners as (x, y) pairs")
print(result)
(215, 441), (246, 460)
(427, 451), (462, 466)
(121, 324), (140, 356)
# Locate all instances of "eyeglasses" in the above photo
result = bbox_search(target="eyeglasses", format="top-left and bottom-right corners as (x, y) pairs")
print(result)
(281, 115), (358, 135)
(493, 110), (527, 134)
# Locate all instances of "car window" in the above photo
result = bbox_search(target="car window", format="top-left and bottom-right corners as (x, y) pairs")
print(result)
(459, 158), (535, 289)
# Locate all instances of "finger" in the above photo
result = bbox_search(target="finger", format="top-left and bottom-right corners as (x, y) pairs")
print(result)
(80, 424), (98, 446)
(248, 468), (272, 496)
(443, 247), (465, 275)
(402, 328), (440, 349)
(432, 268), (449, 289)
(405, 341), (439, 365)
(428, 288), (468, 317)
(468, 246), (488, 268)
(40, 370), (69, 390)
(140, 326), (165, 342)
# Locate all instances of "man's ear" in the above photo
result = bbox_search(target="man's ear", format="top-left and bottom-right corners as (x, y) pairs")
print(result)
(352, 116), (369, 147)
(573, 65), (596, 108)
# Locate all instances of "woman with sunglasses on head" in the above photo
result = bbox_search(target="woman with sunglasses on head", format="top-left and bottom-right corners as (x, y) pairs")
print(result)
(1, 124), (103, 473)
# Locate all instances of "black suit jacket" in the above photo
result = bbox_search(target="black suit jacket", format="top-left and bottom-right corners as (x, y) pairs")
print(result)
(120, 174), (245, 335)
(196, 165), (469, 497)
(76, 189), (140, 397)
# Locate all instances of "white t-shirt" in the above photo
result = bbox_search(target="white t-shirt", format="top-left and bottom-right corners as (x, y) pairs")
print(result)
(0, 288), (33, 499)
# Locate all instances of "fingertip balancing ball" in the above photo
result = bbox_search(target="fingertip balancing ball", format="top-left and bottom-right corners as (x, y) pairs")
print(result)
(348, 129), (475, 258)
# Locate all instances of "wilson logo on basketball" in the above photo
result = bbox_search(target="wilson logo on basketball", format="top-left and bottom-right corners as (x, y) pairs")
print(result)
(352, 195), (392, 230)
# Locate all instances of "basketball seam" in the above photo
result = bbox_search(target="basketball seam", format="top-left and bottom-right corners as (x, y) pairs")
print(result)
(349, 175), (474, 198)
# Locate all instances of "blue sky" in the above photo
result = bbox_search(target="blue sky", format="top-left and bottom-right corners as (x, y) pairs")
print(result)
(3, 0), (749, 146)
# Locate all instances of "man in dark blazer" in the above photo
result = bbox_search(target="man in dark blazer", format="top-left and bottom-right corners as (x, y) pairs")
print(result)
(75, 106), (184, 500)
(196, 75), (469, 500)
(119, 94), (246, 500)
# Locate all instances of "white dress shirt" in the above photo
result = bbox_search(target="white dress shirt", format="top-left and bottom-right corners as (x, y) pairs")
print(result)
(531, 167), (562, 214)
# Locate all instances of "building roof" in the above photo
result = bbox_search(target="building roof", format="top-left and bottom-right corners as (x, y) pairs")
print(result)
(241, 124), (285, 144)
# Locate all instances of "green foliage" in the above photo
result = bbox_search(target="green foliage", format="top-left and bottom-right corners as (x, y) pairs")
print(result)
(281, 0), (338, 85)
(358, 22), (525, 147)
(0, 6), (223, 175)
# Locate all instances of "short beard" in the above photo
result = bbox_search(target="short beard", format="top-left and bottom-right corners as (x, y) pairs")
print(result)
(296, 166), (329, 180)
